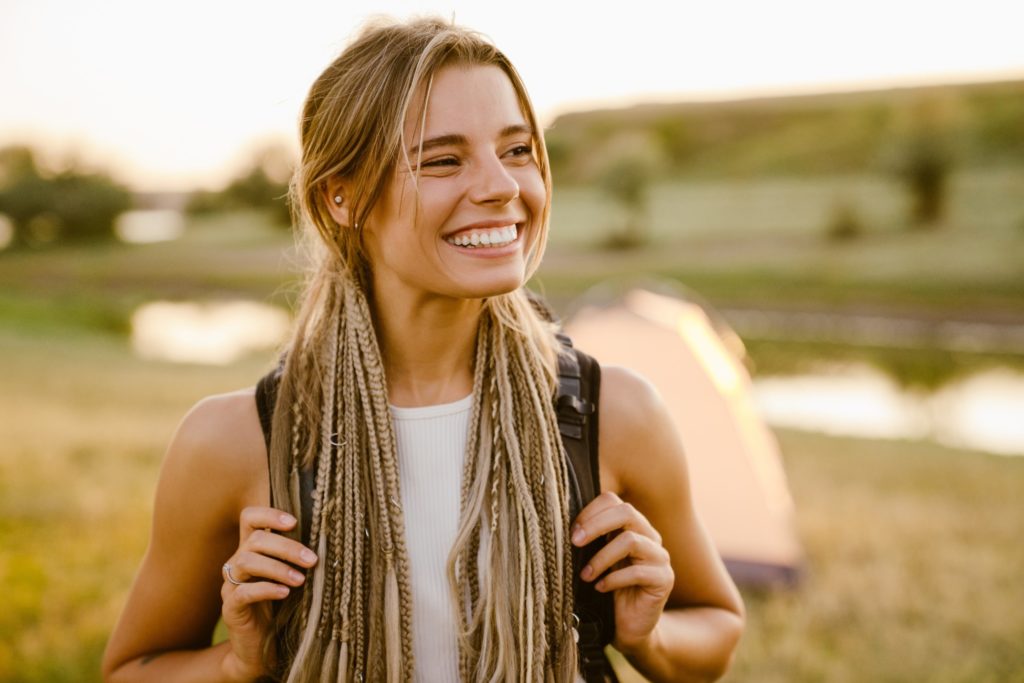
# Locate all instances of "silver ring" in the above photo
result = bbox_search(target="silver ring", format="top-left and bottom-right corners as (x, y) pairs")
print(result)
(222, 562), (244, 586)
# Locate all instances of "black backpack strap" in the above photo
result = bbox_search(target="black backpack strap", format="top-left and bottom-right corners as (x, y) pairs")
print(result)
(254, 359), (315, 545)
(555, 334), (619, 683)
(254, 370), (279, 453)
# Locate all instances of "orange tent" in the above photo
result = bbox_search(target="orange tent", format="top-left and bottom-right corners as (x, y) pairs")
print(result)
(565, 288), (803, 587)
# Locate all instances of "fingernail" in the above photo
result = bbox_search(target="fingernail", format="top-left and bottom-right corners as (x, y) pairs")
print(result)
(289, 569), (304, 584)
(301, 549), (317, 564)
(572, 526), (586, 545)
(580, 564), (593, 581)
(280, 513), (296, 525)
(276, 585), (290, 597)
(595, 580), (606, 592)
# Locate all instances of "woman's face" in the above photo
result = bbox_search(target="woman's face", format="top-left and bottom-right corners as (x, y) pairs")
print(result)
(361, 63), (546, 303)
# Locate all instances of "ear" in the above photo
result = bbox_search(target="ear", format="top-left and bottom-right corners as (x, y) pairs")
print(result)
(322, 175), (355, 228)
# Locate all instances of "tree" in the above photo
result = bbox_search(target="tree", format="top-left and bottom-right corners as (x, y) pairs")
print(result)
(0, 146), (132, 247)
(887, 94), (961, 229)
(186, 142), (294, 226)
(593, 131), (666, 249)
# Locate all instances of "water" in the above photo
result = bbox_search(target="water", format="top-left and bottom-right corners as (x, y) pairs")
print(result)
(131, 300), (289, 365)
(752, 363), (1024, 456)
(115, 209), (185, 243)
(129, 298), (1024, 456)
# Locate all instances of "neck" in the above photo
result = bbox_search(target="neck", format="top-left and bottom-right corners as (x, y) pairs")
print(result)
(370, 285), (484, 408)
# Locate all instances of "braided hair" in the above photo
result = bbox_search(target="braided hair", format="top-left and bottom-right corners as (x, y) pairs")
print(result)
(262, 16), (579, 683)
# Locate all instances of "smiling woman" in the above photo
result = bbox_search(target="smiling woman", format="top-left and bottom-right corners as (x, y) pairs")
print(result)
(336, 64), (546, 306)
(101, 16), (743, 683)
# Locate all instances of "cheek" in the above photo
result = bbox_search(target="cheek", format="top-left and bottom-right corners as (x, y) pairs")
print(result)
(517, 168), (547, 218)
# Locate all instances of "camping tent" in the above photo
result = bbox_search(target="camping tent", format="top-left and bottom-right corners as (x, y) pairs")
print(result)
(565, 288), (803, 587)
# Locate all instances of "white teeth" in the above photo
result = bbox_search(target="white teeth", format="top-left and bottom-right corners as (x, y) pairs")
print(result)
(446, 224), (519, 249)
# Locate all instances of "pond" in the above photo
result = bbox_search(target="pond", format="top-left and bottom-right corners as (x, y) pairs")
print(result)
(752, 363), (1024, 457)
(130, 299), (1024, 457)
(115, 209), (185, 243)
(130, 300), (290, 365)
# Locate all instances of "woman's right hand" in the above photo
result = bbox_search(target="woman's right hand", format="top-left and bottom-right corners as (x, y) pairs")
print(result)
(220, 506), (318, 680)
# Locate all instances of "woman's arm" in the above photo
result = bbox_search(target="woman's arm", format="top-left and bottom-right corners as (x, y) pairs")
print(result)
(101, 390), (315, 683)
(575, 366), (745, 683)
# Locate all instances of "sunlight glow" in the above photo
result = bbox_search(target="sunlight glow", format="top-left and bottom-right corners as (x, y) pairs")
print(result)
(1, 0), (1022, 190)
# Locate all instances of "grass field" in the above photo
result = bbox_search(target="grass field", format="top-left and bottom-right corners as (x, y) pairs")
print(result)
(2, 323), (1022, 681)
(616, 430), (1024, 683)
(1, 170), (1022, 680)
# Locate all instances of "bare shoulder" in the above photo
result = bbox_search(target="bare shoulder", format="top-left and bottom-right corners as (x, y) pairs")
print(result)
(161, 387), (269, 514)
(173, 387), (264, 467)
(597, 365), (688, 504)
(101, 388), (271, 674)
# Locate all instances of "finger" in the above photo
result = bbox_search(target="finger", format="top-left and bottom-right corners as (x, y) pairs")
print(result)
(572, 491), (624, 528)
(239, 506), (298, 541)
(572, 500), (661, 547)
(580, 530), (670, 582)
(222, 580), (291, 612)
(243, 528), (318, 568)
(594, 563), (674, 594)
(229, 550), (308, 587)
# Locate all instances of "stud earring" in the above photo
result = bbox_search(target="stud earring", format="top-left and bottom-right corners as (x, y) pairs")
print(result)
(333, 195), (343, 205)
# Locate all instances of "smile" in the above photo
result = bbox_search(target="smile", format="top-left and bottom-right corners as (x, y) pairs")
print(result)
(444, 224), (518, 249)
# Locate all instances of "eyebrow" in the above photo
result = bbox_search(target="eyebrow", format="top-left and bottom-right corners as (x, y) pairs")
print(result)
(408, 124), (534, 158)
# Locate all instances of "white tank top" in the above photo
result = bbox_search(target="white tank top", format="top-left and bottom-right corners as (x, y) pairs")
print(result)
(391, 394), (473, 683)
(391, 395), (586, 683)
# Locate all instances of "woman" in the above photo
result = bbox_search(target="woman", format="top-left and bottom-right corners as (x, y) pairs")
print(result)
(102, 17), (744, 683)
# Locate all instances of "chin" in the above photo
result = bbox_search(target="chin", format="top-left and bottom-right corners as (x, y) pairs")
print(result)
(455, 271), (526, 300)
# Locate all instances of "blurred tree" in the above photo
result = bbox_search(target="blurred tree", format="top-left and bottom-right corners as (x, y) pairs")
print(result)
(594, 131), (665, 249)
(901, 135), (948, 226)
(187, 142), (294, 226)
(0, 146), (132, 247)
(825, 197), (865, 242)
(653, 117), (693, 170)
(886, 94), (962, 229)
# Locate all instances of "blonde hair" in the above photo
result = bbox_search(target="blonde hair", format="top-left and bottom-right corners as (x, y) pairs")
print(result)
(265, 16), (578, 682)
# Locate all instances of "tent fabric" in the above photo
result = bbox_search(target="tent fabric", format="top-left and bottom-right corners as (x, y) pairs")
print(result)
(565, 289), (803, 587)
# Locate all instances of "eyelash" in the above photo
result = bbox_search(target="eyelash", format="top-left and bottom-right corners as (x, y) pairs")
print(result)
(420, 144), (533, 168)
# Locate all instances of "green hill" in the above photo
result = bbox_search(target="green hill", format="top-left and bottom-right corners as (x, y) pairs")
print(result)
(545, 78), (1024, 183)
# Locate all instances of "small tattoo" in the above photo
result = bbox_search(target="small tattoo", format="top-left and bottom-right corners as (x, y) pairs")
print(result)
(141, 653), (163, 665)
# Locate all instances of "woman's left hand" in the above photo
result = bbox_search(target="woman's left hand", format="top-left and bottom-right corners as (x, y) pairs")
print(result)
(572, 491), (675, 654)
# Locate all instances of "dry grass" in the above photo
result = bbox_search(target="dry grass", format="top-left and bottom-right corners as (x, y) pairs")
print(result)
(2, 324), (1022, 681)
(0, 327), (273, 681)
(611, 431), (1024, 683)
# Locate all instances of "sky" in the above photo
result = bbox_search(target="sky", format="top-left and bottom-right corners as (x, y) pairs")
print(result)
(2, 0), (1023, 191)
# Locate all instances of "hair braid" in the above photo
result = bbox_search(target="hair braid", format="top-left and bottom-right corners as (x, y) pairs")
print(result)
(266, 16), (577, 682)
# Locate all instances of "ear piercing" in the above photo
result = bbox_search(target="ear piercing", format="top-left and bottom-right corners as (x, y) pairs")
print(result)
(331, 194), (358, 229)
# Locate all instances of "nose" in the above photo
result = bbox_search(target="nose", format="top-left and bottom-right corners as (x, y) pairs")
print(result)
(468, 154), (519, 206)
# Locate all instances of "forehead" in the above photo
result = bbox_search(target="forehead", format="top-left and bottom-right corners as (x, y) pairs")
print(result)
(406, 64), (528, 139)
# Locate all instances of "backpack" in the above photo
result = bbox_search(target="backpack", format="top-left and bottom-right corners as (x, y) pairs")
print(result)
(254, 334), (618, 682)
